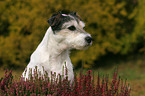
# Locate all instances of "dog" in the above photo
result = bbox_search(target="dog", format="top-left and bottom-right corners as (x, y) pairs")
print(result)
(22, 11), (92, 81)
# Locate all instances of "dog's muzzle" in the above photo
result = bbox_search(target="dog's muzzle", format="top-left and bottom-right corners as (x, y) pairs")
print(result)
(85, 36), (92, 44)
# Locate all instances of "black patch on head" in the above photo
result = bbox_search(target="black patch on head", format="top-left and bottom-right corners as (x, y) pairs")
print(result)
(47, 11), (82, 34)
(61, 10), (71, 15)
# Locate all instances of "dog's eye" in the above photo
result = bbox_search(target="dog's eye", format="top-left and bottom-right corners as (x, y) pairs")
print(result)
(68, 26), (76, 31)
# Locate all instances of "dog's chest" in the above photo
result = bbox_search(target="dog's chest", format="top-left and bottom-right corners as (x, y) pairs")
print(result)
(41, 51), (69, 72)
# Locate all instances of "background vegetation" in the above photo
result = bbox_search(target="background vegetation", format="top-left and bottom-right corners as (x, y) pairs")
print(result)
(0, 0), (145, 68)
(0, 0), (145, 95)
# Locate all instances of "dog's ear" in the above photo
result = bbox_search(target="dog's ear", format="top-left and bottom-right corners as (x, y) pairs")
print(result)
(70, 11), (82, 20)
(47, 15), (56, 26)
(47, 11), (63, 32)
(70, 11), (76, 16)
(47, 11), (62, 26)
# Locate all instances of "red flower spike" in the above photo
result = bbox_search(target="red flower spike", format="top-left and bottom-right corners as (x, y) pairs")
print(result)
(0, 69), (131, 96)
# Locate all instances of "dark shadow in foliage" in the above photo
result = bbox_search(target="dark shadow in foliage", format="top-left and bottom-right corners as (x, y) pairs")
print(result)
(93, 52), (132, 69)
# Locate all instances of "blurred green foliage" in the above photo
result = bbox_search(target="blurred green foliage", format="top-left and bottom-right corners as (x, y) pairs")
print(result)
(0, 0), (144, 68)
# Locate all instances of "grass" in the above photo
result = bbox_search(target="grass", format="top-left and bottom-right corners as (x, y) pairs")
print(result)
(0, 57), (145, 95)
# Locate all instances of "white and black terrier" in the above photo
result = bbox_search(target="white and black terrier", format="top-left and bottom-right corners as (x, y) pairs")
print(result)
(22, 11), (92, 81)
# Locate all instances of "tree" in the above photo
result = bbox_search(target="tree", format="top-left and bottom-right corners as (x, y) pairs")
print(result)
(0, 0), (142, 69)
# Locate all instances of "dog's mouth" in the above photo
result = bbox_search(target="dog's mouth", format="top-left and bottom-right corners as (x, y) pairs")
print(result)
(74, 43), (92, 50)
(70, 39), (92, 50)
(86, 41), (92, 46)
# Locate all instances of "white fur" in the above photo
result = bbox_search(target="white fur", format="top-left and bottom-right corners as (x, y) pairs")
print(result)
(22, 19), (91, 82)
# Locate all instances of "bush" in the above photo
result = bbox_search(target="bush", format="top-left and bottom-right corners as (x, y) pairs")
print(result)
(1, 0), (144, 68)
(0, 69), (130, 96)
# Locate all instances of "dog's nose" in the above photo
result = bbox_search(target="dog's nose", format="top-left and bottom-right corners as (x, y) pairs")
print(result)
(85, 36), (92, 44)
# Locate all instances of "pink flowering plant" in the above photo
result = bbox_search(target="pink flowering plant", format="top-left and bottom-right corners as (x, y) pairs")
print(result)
(0, 69), (130, 96)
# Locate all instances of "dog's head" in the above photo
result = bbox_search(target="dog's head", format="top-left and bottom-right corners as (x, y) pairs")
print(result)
(47, 11), (92, 50)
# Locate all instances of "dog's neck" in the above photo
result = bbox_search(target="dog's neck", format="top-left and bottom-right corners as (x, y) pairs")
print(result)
(48, 28), (69, 56)
(39, 27), (70, 66)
